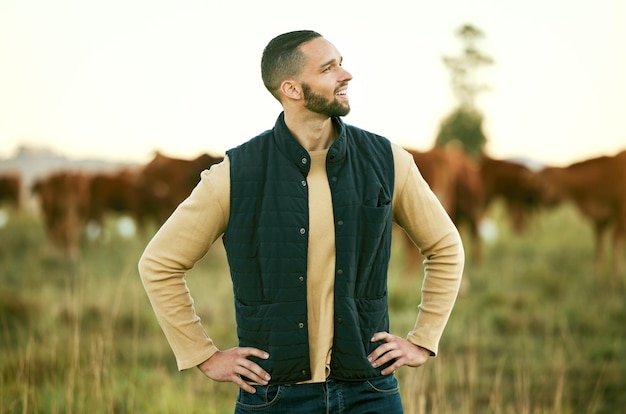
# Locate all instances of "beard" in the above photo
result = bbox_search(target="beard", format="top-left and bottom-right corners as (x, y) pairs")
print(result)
(302, 82), (350, 117)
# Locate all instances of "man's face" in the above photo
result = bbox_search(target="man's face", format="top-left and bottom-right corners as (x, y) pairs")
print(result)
(297, 37), (353, 117)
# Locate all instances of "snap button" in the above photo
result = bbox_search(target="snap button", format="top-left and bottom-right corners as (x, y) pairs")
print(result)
(337, 269), (343, 275)
(301, 157), (307, 165)
(298, 322), (304, 328)
(337, 220), (344, 226)
(299, 228), (306, 235)
(301, 180), (307, 187)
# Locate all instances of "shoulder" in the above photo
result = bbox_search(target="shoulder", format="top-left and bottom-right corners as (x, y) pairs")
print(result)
(195, 156), (230, 203)
(344, 123), (391, 148)
(343, 124), (393, 168)
(390, 143), (424, 196)
(200, 155), (230, 181)
(391, 143), (415, 168)
(227, 129), (273, 154)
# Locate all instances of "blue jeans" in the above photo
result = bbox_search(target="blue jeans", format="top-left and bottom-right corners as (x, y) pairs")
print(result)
(234, 375), (403, 413)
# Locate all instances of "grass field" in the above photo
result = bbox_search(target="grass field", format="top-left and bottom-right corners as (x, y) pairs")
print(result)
(1, 202), (624, 413)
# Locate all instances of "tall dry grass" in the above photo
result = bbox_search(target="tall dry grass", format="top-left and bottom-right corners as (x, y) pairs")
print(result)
(0, 202), (624, 413)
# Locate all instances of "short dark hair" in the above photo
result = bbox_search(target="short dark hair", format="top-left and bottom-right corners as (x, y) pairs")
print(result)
(261, 30), (323, 101)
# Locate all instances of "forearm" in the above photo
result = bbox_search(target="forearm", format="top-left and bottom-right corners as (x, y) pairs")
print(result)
(139, 243), (219, 370)
(407, 227), (464, 355)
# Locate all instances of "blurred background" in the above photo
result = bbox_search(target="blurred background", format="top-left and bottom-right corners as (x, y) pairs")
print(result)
(1, 0), (625, 166)
(1, 1), (625, 413)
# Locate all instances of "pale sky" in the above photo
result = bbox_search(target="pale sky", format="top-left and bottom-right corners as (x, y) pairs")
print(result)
(1, 0), (625, 166)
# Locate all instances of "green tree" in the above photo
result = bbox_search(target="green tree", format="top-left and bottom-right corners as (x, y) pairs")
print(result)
(435, 24), (493, 158)
(436, 106), (486, 159)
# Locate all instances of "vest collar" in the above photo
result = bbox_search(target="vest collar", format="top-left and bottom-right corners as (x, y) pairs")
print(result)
(273, 112), (348, 176)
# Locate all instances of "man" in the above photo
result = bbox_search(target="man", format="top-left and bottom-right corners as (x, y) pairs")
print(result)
(139, 30), (464, 413)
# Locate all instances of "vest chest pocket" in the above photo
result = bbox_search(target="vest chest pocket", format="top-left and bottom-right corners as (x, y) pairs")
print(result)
(358, 202), (392, 266)
(361, 203), (391, 234)
(353, 183), (392, 289)
(363, 183), (391, 209)
(361, 183), (392, 240)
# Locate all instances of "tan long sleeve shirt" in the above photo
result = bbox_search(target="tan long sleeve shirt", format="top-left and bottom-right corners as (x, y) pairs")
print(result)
(139, 143), (464, 382)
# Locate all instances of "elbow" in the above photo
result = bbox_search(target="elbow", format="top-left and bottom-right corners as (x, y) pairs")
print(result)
(137, 251), (149, 284)
(450, 231), (466, 274)
(137, 248), (158, 286)
(424, 229), (465, 274)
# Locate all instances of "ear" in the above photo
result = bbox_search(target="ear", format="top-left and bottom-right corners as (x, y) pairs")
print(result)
(280, 80), (302, 100)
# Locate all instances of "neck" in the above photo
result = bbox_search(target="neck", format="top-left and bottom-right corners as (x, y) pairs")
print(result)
(283, 110), (337, 152)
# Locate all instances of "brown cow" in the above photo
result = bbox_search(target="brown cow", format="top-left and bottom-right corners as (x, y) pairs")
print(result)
(32, 171), (91, 258)
(442, 147), (485, 264)
(538, 150), (626, 276)
(0, 173), (22, 209)
(479, 155), (541, 234)
(402, 146), (484, 269)
(135, 152), (224, 228)
(405, 147), (457, 212)
(88, 168), (140, 227)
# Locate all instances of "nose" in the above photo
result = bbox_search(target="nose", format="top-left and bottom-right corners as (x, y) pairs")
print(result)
(341, 67), (353, 82)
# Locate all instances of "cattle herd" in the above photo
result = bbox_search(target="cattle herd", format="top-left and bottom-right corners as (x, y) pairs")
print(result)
(1, 152), (223, 258)
(0, 147), (624, 276)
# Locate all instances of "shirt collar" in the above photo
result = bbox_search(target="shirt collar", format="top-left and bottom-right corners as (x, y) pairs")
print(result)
(273, 112), (347, 175)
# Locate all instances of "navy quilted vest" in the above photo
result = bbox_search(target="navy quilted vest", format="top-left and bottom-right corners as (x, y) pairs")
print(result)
(223, 113), (394, 384)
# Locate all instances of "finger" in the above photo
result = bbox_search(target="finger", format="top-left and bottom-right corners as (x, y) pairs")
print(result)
(377, 349), (406, 374)
(368, 335), (396, 362)
(368, 342), (391, 363)
(235, 360), (271, 385)
(371, 347), (403, 368)
(367, 332), (392, 361)
(234, 348), (271, 384)
(380, 360), (402, 376)
(239, 347), (270, 360)
(370, 331), (392, 343)
(233, 375), (258, 394)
